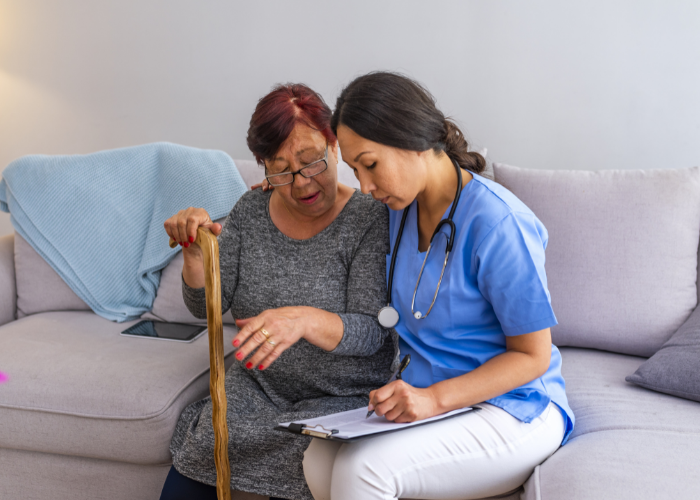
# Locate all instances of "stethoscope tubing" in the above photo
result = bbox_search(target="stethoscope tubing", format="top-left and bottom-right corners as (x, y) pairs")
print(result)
(411, 247), (451, 320)
(385, 208), (410, 306)
(381, 160), (464, 325)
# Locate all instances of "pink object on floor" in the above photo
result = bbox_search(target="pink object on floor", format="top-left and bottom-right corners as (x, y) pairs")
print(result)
(0, 371), (9, 383)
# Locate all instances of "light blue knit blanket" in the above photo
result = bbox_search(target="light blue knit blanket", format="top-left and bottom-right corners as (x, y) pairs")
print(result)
(0, 142), (247, 322)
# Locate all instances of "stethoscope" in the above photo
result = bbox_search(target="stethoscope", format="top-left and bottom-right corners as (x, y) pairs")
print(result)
(378, 160), (464, 328)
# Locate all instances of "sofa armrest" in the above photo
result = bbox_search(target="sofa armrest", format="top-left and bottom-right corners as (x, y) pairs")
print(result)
(0, 233), (16, 326)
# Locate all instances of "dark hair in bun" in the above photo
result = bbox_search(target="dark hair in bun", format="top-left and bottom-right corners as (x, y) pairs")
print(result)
(331, 71), (485, 174)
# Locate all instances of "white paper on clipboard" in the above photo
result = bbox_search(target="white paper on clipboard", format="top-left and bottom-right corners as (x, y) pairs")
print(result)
(278, 406), (477, 440)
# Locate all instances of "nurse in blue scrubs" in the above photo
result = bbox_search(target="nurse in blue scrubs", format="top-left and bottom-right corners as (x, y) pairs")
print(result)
(302, 72), (575, 500)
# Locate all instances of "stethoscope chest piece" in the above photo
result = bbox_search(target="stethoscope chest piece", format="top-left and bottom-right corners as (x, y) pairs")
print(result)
(378, 306), (400, 328)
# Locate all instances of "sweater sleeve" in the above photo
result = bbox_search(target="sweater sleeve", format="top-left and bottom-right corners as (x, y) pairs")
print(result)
(330, 201), (392, 357)
(182, 205), (242, 319)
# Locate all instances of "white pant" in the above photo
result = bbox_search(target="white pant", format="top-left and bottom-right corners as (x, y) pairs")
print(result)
(303, 402), (565, 500)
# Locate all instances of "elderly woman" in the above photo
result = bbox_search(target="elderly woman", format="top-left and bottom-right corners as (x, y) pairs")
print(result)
(159, 84), (395, 500)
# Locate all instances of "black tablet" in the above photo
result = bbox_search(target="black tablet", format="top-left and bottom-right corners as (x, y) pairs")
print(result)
(120, 320), (207, 343)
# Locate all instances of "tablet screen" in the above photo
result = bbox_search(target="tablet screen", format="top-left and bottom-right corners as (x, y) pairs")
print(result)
(121, 320), (206, 342)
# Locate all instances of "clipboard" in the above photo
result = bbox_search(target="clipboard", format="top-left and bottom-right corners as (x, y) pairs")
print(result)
(275, 406), (481, 443)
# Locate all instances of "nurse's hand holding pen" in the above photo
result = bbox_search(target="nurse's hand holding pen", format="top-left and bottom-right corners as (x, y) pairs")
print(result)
(366, 354), (440, 423)
(368, 380), (442, 423)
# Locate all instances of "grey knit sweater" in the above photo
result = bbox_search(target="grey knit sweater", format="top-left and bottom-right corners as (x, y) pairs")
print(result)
(169, 189), (395, 500)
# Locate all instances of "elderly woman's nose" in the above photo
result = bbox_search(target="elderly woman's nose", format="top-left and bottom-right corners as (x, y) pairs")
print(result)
(293, 172), (312, 187)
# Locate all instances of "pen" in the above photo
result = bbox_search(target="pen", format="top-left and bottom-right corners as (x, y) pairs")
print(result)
(366, 354), (411, 419)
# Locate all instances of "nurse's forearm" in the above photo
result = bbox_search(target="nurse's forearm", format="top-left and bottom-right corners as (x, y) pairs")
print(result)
(430, 335), (551, 413)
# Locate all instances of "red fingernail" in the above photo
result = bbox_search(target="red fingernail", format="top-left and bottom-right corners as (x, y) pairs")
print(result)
(258, 365), (264, 370)
(246, 362), (253, 369)
(236, 352), (242, 360)
(233, 339), (240, 347)
(184, 242), (190, 248)
(189, 236), (195, 243)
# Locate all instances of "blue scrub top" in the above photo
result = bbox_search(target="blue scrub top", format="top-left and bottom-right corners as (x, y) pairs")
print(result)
(388, 172), (575, 444)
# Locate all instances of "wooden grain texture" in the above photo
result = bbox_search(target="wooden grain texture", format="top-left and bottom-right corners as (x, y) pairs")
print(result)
(169, 230), (231, 500)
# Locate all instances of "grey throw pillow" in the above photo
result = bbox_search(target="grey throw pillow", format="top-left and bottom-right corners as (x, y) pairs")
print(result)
(626, 303), (700, 402)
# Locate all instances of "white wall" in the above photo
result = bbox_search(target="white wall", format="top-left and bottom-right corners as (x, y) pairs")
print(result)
(1, 0), (699, 236)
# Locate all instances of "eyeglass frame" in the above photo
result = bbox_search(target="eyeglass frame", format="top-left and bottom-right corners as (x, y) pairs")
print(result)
(264, 144), (329, 187)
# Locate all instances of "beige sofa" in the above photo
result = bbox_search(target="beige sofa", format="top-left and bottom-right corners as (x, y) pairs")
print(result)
(1, 160), (699, 500)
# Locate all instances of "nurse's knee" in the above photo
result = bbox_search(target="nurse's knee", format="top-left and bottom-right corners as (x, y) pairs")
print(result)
(303, 439), (342, 500)
(331, 442), (394, 496)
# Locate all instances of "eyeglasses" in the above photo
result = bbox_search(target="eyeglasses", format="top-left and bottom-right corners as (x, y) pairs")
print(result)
(265, 145), (328, 187)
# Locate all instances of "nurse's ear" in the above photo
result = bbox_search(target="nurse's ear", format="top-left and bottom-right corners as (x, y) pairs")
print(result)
(409, 149), (433, 175)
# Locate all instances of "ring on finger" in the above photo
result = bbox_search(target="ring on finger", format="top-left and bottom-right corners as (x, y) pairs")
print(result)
(266, 339), (278, 347)
(260, 329), (270, 339)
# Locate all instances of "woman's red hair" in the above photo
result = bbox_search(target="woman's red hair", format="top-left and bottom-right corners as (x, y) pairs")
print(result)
(246, 83), (336, 165)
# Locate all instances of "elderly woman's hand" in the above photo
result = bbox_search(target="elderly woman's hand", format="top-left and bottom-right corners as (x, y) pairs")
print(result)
(164, 207), (223, 289)
(164, 207), (222, 252)
(232, 306), (344, 370)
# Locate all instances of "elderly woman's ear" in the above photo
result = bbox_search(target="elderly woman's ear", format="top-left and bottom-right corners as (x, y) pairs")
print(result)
(330, 140), (339, 163)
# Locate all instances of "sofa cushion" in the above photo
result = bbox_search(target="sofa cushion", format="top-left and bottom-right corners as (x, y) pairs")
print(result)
(143, 249), (236, 325)
(559, 347), (700, 440)
(493, 164), (700, 357)
(0, 447), (172, 500)
(0, 447), (268, 500)
(519, 347), (700, 500)
(14, 233), (90, 317)
(0, 311), (237, 464)
(522, 430), (700, 500)
(626, 302), (700, 402)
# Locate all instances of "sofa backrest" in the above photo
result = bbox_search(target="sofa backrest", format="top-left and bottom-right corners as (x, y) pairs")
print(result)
(234, 159), (263, 189)
(493, 164), (700, 357)
(697, 236), (700, 315)
(14, 232), (91, 318)
(0, 233), (16, 326)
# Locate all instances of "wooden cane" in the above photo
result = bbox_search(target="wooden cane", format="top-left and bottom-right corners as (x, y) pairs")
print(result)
(169, 229), (231, 500)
